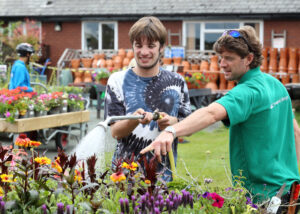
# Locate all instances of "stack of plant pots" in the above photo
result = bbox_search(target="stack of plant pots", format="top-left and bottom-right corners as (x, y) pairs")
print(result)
(260, 47), (300, 85)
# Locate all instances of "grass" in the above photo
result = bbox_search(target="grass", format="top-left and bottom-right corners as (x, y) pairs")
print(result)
(105, 111), (300, 188)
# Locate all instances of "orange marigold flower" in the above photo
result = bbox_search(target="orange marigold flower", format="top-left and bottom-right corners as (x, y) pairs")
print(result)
(110, 172), (126, 183)
(29, 141), (41, 148)
(0, 174), (14, 183)
(15, 134), (31, 147)
(145, 179), (151, 185)
(34, 157), (51, 165)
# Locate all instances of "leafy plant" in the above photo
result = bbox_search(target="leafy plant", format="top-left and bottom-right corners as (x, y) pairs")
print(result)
(95, 70), (110, 81)
(184, 72), (209, 88)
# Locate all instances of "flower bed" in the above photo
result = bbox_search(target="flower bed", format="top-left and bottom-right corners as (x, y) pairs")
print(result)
(0, 135), (261, 213)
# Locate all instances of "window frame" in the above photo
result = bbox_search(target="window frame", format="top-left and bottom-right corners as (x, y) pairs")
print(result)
(81, 21), (118, 50)
(183, 20), (264, 51)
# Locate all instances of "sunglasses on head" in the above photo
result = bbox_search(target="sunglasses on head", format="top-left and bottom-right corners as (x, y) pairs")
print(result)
(222, 30), (253, 53)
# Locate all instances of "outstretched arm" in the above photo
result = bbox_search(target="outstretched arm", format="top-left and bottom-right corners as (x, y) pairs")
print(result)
(293, 118), (300, 162)
(140, 102), (228, 161)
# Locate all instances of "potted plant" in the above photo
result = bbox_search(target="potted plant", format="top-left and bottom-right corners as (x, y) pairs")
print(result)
(184, 72), (209, 89)
(33, 99), (47, 117)
(44, 92), (63, 114)
(95, 70), (110, 85)
(67, 93), (84, 112)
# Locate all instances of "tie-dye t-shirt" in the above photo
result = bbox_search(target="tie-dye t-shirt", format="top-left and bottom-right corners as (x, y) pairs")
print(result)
(104, 68), (191, 172)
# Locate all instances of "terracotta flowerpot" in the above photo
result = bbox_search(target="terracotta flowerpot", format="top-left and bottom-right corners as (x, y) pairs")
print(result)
(281, 74), (290, 85)
(99, 78), (109, 86)
(81, 58), (93, 68)
(114, 56), (123, 69)
(209, 55), (219, 72)
(205, 82), (218, 90)
(126, 50), (134, 60)
(200, 60), (209, 72)
(288, 48), (298, 74)
(118, 48), (126, 59)
(92, 59), (98, 68)
(173, 57), (182, 65)
(162, 58), (172, 65)
(182, 60), (190, 72)
(74, 71), (84, 83)
(83, 71), (93, 83)
(219, 82), (227, 90)
(227, 81), (235, 90)
(190, 64), (200, 71)
(123, 57), (130, 67)
(292, 74), (299, 83)
(94, 53), (105, 60)
(268, 48), (278, 73)
(106, 59), (114, 69)
(71, 59), (80, 69)
(278, 48), (288, 73)
(99, 59), (106, 68)
(260, 47), (269, 72)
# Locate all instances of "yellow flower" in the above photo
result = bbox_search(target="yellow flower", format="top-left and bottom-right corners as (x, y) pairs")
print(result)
(145, 179), (151, 185)
(0, 174), (14, 183)
(29, 141), (41, 148)
(121, 162), (130, 169)
(51, 159), (62, 173)
(110, 172), (126, 183)
(0, 186), (3, 196)
(34, 157), (51, 165)
(129, 162), (138, 171)
(74, 170), (82, 182)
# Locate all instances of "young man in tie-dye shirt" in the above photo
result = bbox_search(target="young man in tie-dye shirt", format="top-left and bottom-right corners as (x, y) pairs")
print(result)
(104, 16), (191, 181)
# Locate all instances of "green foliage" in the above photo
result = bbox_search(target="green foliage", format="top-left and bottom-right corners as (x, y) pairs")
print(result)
(95, 70), (110, 81)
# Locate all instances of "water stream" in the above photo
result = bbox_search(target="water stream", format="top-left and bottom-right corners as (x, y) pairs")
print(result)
(73, 126), (114, 170)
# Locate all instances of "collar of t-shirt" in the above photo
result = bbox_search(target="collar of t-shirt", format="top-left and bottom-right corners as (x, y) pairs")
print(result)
(238, 67), (261, 84)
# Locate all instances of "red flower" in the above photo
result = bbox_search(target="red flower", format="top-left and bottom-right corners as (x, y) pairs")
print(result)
(209, 192), (224, 208)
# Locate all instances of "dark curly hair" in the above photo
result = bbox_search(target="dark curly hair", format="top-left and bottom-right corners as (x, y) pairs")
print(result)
(213, 26), (263, 69)
(129, 16), (167, 48)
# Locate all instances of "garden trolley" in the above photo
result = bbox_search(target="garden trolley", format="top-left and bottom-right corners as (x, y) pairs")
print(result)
(0, 110), (90, 150)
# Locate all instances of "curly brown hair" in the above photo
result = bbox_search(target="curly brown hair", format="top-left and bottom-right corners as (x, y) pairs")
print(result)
(213, 26), (263, 69)
(128, 16), (167, 48)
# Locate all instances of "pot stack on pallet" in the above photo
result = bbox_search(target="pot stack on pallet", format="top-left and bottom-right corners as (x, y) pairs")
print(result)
(261, 47), (300, 85)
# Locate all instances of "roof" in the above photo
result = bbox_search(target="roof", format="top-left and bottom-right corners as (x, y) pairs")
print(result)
(1, 0), (300, 20)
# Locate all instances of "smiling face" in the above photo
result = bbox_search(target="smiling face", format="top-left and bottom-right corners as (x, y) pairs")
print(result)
(133, 36), (163, 73)
(219, 50), (252, 82)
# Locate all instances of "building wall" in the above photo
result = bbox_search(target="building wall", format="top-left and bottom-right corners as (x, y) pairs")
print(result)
(264, 20), (300, 48)
(118, 20), (183, 49)
(42, 22), (81, 66)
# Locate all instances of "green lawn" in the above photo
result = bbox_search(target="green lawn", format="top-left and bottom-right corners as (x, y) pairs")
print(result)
(105, 111), (300, 187)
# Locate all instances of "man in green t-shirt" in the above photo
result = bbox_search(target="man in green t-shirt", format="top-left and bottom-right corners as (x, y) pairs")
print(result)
(141, 26), (300, 210)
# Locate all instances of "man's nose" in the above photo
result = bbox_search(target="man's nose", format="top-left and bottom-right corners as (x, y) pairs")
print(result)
(140, 46), (149, 55)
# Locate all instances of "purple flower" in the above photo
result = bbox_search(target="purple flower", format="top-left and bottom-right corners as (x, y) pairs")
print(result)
(42, 204), (47, 214)
(57, 202), (64, 214)
(124, 198), (129, 214)
(119, 198), (125, 213)
(202, 192), (210, 198)
(66, 205), (71, 214)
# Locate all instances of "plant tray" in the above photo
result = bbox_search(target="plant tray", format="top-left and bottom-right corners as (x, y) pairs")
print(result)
(0, 110), (90, 133)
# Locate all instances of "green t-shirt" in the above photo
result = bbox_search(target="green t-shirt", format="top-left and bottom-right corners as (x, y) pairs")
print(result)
(216, 67), (300, 202)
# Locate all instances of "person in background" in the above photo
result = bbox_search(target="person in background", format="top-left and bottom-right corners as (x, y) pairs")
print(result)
(104, 16), (191, 181)
(9, 43), (34, 92)
(141, 26), (300, 211)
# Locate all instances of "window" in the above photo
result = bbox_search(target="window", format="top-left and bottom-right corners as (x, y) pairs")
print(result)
(183, 21), (262, 51)
(82, 22), (117, 50)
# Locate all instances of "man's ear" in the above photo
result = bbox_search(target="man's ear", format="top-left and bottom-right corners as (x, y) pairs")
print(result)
(159, 45), (165, 56)
(246, 53), (254, 66)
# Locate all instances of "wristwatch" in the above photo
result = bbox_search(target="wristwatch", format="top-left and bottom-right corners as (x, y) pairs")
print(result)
(164, 126), (176, 139)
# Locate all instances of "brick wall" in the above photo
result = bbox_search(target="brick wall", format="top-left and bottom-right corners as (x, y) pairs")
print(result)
(42, 22), (81, 66)
(118, 20), (183, 49)
(264, 20), (300, 48)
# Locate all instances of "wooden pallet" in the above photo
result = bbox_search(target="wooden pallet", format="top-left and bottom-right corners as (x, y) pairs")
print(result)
(0, 110), (90, 133)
